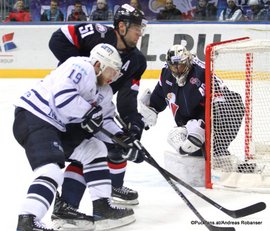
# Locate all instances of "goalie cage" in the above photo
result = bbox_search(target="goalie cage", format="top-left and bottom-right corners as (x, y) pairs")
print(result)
(205, 37), (270, 193)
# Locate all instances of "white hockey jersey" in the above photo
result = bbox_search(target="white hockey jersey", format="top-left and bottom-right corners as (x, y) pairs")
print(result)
(15, 56), (121, 135)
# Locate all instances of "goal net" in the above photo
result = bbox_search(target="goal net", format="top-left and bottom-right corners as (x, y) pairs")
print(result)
(205, 37), (270, 193)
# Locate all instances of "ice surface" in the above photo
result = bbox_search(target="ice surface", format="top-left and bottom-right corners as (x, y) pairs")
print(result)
(1, 79), (269, 231)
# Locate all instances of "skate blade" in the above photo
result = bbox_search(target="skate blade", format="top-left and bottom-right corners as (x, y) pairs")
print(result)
(95, 214), (136, 230)
(111, 197), (139, 206)
(51, 218), (95, 231)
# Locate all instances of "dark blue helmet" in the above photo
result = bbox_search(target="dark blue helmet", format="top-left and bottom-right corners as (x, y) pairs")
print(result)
(114, 4), (147, 29)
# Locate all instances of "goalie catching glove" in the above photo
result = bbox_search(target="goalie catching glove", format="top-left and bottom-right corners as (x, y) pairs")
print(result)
(139, 88), (158, 127)
(81, 105), (103, 133)
(114, 132), (144, 163)
(167, 119), (205, 155)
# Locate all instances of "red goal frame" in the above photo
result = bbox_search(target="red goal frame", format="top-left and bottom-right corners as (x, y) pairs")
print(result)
(204, 37), (251, 189)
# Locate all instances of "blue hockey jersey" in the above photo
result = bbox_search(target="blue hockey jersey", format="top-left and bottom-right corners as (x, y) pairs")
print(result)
(150, 58), (206, 127)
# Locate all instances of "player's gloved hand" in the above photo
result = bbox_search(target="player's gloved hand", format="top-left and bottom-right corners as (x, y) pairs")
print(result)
(115, 132), (144, 163)
(126, 122), (144, 140)
(139, 88), (158, 127)
(121, 114), (144, 140)
(106, 142), (127, 164)
(81, 106), (103, 133)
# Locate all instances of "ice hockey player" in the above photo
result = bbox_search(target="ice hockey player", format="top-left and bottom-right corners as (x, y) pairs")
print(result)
(47, 3), (147, 230)
(140, 44), (245, 162)
(13, 43), (143, 231)
(49, 2), (146, 208)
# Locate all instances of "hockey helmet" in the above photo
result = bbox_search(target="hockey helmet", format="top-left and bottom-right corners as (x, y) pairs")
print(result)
(114, 4), (147, 29)
(166, 44), (193, 87)
(89, 43), (122, 82)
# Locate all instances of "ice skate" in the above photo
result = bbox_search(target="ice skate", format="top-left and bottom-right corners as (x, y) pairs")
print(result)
(17, 214), (54, 231)
(51, 193), (95, 231)
(93, 198), (135, 230)
(111, 186), (139, 205)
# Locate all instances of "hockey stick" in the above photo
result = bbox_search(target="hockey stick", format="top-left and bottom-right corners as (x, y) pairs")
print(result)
(100, 127), (235, 231)
(158, 166), (266, 218)
(114, 115), (266, 218)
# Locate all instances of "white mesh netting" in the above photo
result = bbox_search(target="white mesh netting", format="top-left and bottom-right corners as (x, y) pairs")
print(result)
(209, 39), (270, 192)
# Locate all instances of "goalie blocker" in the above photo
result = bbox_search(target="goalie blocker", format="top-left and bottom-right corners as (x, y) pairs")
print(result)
(139, 88), (158, 127)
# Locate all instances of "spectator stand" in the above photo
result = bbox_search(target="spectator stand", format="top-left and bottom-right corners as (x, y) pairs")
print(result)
(30, 0), (67, 21)
(243, 0), (270, 20)
(66, 3), (89, 21)
(89, 1), (119, 19)
(27, 0), (156, 22)
(216, 0), (270, 20)
(29, 0), (117, 22)
(2, 0), (270, 22)
(1, 0), (30, 22)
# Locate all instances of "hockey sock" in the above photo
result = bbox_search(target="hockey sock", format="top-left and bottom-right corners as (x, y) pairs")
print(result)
(83, 157), (111, 201)
(21, 164), (61, 220)
(108, 160), (127, 188)
(61, 161), (86, 208)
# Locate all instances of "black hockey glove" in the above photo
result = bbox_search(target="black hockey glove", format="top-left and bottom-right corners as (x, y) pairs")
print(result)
(122, 115), (145, 140)
(81, 106), (103, 133)
(127, 123), (143, 140)
(105, 142), (127, 164)
(115, 133), (144, 163)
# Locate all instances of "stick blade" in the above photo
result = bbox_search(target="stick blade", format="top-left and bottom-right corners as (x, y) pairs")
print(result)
(230, 202), (266, 218)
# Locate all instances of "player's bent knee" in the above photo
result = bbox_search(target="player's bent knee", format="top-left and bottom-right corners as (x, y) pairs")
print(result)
(34, 163), (64, 187)
(70, 137), (108, 165)
(89, 137), (108, 159)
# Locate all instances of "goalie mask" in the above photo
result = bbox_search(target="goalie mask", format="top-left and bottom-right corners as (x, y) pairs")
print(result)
(89, 43), (122, 83)
(166, 44), (193, 87)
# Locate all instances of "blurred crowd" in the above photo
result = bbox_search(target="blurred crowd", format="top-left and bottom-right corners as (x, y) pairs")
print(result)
(1, 0), (270, 22)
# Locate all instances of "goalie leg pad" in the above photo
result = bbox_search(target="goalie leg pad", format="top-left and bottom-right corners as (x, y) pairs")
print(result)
(179, 119), (205, 155)
(185, 119), (205, 144)
(179, 135), (203, 155)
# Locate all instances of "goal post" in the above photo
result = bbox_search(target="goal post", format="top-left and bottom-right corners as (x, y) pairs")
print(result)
(205, 37), (270, 193)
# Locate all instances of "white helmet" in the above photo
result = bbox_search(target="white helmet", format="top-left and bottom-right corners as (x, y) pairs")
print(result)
(89, 43), (122, 81)
(166, 44), (193, 87)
